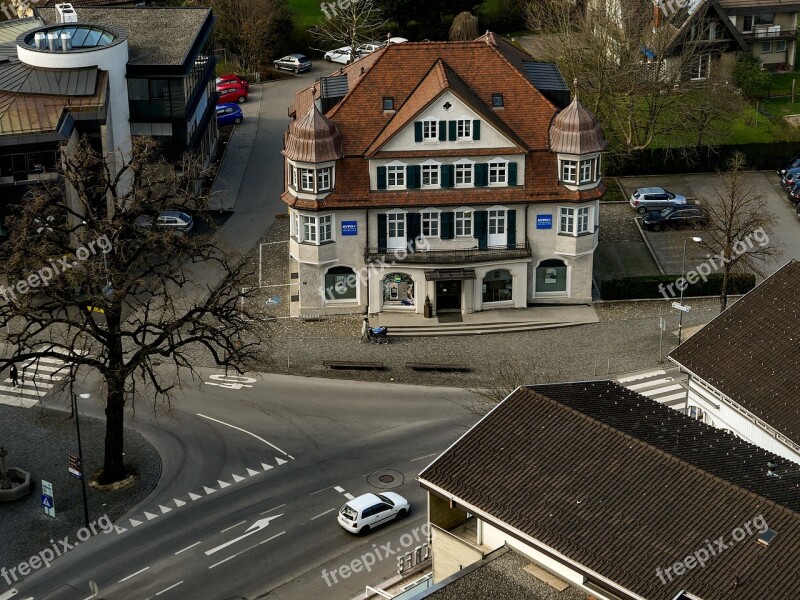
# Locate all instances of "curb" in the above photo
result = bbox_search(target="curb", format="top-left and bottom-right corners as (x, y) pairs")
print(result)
(633, 216), (665, 275)
(593, 294), (744, 304)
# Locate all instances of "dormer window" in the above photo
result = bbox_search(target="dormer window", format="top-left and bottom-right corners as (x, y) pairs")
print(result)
(386, 163), (406, 188)
(492, 93), (504, 108)
(383, 97), (394, 111)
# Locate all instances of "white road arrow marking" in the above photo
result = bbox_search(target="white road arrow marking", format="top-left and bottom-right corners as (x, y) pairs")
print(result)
(144, 511), (158, 520)
(246, 468), (260, 476)
(261, 462), (273, 471)
(218, 479), (231, 488)
(129, 518), (142, 527)
(159, 505), (172, 514)
(204, 514), (284, 555)
(189, 492), (202, 501)
(275, 457), (287, 465)
(114, 525), (127, 534)
(203, 486), (216, 495)
(232, 473), (245, 482)
(174, 498), (186, 507)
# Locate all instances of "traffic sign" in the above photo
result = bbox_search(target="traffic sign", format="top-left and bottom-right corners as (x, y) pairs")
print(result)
(68, 453), (83, 479)
(42, 480), (55, 517)
(671, 302), (690, 313)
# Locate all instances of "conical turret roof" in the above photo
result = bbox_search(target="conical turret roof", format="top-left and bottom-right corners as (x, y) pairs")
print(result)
(284, 104), (343, 163)
(549, 97), (606, 155)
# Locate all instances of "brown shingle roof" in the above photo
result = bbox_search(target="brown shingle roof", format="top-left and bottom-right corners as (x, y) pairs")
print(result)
(670, 259), (800, 444)
(419, 381), (800, 600)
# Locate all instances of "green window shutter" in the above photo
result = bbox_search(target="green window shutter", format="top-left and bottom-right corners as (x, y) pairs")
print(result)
(441, 212), (454, 239)
(406, 165), (421, 189)
(407, 212), (421, 249)
(441, 164), (454, 188)
(414, 122), (423, 142)
(507, 210), (516, 247)
(474, 210), (488, 250)
(472, 120), (480, 140)
(438, 121), (446, 141)
(475, 163), (488, 187)
(377, 166), (387, 190)
(448, 120), (457, 141)
(378, 214), (387, 250)
(508, 161), (517, 186)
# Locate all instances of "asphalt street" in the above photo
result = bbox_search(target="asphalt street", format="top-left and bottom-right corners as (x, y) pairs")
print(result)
(7, 371), (478, 600)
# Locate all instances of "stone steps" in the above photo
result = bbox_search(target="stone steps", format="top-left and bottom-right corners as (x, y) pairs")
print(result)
(387, 320), (581, 337)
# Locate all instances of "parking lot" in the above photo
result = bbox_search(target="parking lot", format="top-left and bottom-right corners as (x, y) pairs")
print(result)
(598, 171), (800, 281)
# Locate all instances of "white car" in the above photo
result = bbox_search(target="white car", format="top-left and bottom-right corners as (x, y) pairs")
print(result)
(386, 37), (408, 45)
(356, 41), (384, 55)
(629, 187), (688, 214)
(324, 46), (357, 64)
(337, 492), (409, 534)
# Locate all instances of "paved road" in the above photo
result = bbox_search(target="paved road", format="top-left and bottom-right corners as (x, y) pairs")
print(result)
(8, 371), (477, 600)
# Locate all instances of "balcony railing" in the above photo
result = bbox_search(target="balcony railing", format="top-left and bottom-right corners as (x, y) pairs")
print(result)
(364, 241), (532, 264)
(741, 26), (796, 40)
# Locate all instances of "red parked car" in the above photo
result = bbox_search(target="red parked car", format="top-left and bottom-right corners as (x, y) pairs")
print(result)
(216, 73), (249, 90)
(216, 83), (247, 104)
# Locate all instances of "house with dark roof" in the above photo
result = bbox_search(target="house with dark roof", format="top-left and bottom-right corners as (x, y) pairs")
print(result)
(718, 0), (800, 70)
(670, 260), (800, 464)
(417, 380), (800, 600)
(0, 4), (217, 236)
(282, 33), (606, 318)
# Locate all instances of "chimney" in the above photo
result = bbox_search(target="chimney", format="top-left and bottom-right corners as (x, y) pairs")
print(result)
(60, 31), (72, 52)
(34, 31), (46, 49)
(56, 3), (78, 23)
(47, 31), (60, 52)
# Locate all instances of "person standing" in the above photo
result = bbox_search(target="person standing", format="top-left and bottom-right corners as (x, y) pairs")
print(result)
(9, 364), (18, 388)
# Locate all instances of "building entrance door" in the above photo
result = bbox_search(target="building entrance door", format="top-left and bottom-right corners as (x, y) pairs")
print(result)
(435, 280), (461, 313)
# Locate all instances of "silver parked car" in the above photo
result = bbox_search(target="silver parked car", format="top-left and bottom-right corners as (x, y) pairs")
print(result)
(135, 210), (194, 233)
(273, 53), (312, 73)
(630, 187), (688, 214)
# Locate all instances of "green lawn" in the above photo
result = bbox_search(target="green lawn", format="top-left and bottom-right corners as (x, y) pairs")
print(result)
(289, 0), (325, 29)
(759, 96), (800, 119)
(651, 103), (779, 148)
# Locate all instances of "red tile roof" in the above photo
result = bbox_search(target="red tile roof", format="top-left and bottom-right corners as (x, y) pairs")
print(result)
(420, 381), (800, 600)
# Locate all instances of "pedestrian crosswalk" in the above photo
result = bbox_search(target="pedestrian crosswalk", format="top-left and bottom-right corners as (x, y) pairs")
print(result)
(617, 368), (689, 412)
(0, 351), (76, 408)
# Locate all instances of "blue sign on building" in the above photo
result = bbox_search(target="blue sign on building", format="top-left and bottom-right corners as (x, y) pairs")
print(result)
(536, 214), (553, 229)
(341, 221), (358, 236)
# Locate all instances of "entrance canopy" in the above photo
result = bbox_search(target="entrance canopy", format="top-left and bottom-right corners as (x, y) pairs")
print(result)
(425, 269), (476, 281)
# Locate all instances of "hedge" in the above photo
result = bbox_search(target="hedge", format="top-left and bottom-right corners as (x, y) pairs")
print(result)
(603, 142), (800, 176)
(599, 273), (756, 301)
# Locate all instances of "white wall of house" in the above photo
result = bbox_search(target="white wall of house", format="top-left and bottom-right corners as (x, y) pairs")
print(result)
(685, 377), (800, 464)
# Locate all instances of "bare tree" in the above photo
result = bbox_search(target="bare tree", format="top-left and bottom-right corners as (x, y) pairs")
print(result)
(449, 11), (479, 41)
(312, 0), (388, 64)
(0, 137), (269, 484)
(702, 152), (777, 310)
(211, 0), (291, 72)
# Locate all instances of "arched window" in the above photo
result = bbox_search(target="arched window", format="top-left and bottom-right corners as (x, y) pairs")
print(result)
(382, 273), (415, 307)
(482, 269), (512, 303)
(323, 266), (357, 301)
(536, 259), (567, 294)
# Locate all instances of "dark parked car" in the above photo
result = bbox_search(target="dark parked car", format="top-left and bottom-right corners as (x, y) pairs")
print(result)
(642, 206), (710, 231)
(780, 167), (800, 190)
(788, 181), (800, 204)
(273, 53), (312, 73)
(216, 83), (248, 104)
(216, 103), (243, 126)
(779, 156), (800, 177)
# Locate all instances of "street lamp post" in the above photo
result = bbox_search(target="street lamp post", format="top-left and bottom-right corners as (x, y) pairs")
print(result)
(72, 392), (92, 529)
(677, 236), (702, 346)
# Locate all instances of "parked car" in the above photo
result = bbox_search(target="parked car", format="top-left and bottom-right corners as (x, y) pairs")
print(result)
(135, 210), (194, 233)
(216, 103), (243, 127)
(273, 53), (312, 73)
(642, 205), (710, 231)
(356, 41), (384, 55)
(324, 46), (357, 64)
(216, 83), (247, 104)
(778, 156), (800, 177)
(385, 37), (408, 45)
(780, 167), (800, 190)
(215, 73), (249, 90)
(788, 181), (800, 204)
(337, 492), (409, 534)
(630, 187), (688, 214)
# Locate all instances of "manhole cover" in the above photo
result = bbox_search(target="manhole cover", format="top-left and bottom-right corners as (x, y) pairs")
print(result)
(367, 469), (404, 489)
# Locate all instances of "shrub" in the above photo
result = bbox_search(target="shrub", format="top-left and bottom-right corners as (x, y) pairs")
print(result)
(599, 273), (756, 300)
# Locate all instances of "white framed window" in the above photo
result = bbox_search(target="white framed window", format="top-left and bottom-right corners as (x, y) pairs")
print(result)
(455, 209), (473, 236)
(387, 164), (406, 188)
(319, 214), (333, 242)
(291, 166), (298, 189)
(421, 210), (440, 237)
(300, 168), (315, 191)
(691, 54), (711, 79)
(776, 40), (787, 52)
(292, 210), (300, 238)
(579, 159), (593, 183)
(317, 167), (332, 191)
(559, 207), (575, 234)
(455, 163), (473, 186)
(422, 119), (438, 140)
(577, 206), (590, 234)
(488, 160), (507, 185)
(456, 118), (472, 139)
(302, 215), (317, 243)
(561, 160), (577, 184)
(421, 163), (440, 187)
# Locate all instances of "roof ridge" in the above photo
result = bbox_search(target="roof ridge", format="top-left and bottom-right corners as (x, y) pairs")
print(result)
(525, 384), (800, 521)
